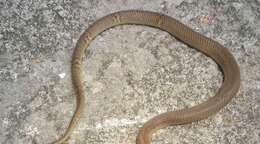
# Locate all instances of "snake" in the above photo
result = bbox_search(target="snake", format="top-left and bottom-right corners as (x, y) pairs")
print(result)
(52, 10), (240, 144)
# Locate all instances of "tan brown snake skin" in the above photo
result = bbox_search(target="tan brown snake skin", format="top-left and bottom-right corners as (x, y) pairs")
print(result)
(52, 10), (240, 144)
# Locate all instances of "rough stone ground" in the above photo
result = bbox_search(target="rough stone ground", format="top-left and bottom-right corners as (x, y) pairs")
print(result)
(0, 0), (259, 144)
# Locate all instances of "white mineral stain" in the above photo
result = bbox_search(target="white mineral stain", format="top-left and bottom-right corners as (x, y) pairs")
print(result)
(25, 125), (39, 137)
(58, 73), (66, 79)
(95, 116), (146, 129)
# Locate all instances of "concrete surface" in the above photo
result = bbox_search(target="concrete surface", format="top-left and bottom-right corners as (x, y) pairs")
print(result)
(0, 0), (259, 144)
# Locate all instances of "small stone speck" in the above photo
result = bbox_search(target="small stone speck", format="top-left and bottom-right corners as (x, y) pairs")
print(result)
(58, 73), (66, 79)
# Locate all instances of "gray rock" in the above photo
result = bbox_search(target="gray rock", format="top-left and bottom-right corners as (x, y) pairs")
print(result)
(0, 0), (259, 144)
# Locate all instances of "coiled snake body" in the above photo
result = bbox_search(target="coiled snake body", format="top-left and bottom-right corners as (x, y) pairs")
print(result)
(52, 10), (240, 144)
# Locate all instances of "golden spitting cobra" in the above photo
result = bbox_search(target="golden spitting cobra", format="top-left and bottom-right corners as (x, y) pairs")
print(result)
(52, 10), (240, 144)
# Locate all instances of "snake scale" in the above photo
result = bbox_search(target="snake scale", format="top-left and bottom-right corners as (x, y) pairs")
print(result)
(52, 10), (240, 144)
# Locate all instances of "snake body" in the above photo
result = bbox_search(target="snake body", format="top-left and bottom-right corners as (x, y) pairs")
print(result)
(52, 10), (240, 144)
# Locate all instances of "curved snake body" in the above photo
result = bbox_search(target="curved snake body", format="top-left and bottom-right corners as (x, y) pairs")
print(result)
(52, 10), (240, 144)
